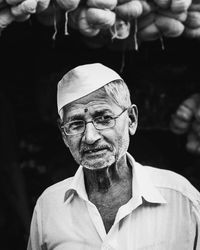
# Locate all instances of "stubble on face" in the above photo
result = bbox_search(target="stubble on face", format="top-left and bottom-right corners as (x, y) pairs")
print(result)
(80, 125), (130, 171)
(67, 135), (115, 170)
(80, 152), (116, 170)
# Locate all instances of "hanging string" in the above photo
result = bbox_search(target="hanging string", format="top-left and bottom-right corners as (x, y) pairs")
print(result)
(110, 23), (118, 40)
(52, 3), (58, 41)
(64, 11), (69, 35)
(120, 50), (125, 73)
(134, 18), (138, 51)
(159, 35), (165, 50)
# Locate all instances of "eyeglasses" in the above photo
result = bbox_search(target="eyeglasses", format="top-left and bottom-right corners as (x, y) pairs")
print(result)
(61, 107), (129, 135)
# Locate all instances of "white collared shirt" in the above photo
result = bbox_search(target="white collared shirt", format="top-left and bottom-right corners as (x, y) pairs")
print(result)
(27, 153), (200, 250)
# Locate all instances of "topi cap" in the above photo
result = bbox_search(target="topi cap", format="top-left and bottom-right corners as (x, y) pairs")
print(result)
(57, 63), (122, 114)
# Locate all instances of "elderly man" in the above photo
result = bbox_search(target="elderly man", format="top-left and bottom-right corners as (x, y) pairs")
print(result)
(28, 63), (200, 250)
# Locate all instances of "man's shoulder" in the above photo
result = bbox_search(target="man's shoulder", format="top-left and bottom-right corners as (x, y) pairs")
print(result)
(141, 163), (200, 205)
(38, 176), (74, 204)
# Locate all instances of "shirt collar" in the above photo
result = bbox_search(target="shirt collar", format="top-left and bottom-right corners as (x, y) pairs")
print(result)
(127, 152), (167, 204)
(64, 152), (167, 204)
(64, 165), (88, 202)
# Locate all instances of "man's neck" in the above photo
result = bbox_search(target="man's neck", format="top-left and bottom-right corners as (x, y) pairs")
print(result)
(83, 155), (132, 194)
(83, 156), (133, 233)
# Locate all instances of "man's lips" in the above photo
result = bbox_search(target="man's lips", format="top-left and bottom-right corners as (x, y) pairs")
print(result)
(81, 146), (111, 155)
(84, 148), (106, 154)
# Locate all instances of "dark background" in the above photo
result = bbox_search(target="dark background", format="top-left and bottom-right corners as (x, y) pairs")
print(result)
(0, 15), (200, 249)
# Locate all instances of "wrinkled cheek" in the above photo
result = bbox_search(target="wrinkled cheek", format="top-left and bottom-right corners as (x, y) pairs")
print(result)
(65, 137), (83, 164)
(116, 136), (129, 160)
(68, 147), (82, 165)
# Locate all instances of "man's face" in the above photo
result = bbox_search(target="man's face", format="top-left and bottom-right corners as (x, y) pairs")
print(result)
(61, 90), (133, 170)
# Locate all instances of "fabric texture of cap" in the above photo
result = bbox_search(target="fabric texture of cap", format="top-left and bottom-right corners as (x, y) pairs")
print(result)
(57, 63), (122, 114)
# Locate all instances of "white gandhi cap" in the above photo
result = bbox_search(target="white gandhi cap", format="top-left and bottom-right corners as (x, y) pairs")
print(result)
(57, 63), (122, 114)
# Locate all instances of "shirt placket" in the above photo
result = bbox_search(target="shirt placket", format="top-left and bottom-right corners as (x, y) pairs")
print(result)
(86, 200), (107, 241)
(86, 195), (143, 250)
(105, 196), (143, 250)
(86, 200), (119, 250)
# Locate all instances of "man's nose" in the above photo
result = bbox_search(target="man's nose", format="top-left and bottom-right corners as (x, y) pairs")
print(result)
(82, 122), (101, 144)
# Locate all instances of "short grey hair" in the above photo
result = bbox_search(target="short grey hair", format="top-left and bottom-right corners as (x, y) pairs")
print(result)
(104, 79), (132, 109)
(59, 79), (131, 121)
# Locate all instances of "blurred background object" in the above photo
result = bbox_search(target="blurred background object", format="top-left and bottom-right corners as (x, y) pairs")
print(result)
(1, 0), (200, 50)
(0, 92), (31, 250)
(170, 93), (200, 154)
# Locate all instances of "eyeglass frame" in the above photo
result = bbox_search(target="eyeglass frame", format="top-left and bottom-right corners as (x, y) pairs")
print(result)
(60, 106), (130, 136)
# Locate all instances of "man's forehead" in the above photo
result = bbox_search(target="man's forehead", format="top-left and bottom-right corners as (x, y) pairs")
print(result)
(62, 104), (115, 122)
(63, 91), (114, 115)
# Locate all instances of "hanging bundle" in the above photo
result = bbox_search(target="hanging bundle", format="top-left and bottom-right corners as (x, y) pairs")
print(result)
(170, 94), (200, 155)
(1, 0), (200, 45)
(184, 0), (200, 38)
(115, 0), (143, 20)
(0, 0), (50, 34)
(87, 0), (117, 10)
(66, 0), (196, 48)
(137, 0), (191, 42)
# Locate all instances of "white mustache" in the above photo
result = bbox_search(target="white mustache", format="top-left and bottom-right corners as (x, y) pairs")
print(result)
(81, 145), (112, 153)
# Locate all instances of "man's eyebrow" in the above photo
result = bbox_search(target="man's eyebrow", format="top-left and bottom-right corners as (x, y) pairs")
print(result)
(67, 113), (84, 121)
(93, 109), (112, 116)
(67, 108), (113, 121)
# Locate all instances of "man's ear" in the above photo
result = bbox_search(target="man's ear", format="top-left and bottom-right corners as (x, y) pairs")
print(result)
(128, 104), (138, 135)
(57, 117), (69, 148)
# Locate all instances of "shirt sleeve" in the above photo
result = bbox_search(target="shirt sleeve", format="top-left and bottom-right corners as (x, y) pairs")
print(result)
(27, 204), (43, 250)
(192, 201), (200, 250)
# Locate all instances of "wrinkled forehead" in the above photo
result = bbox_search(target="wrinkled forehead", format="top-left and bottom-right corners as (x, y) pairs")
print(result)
(62, 87), (112, 115)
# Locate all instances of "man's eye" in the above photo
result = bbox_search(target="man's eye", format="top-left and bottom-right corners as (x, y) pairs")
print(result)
(96, 116), (113, 123)
(69, 121), (84, 130)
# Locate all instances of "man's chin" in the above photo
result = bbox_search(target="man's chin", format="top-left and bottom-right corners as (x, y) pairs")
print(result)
(81, 157), (115, 171)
